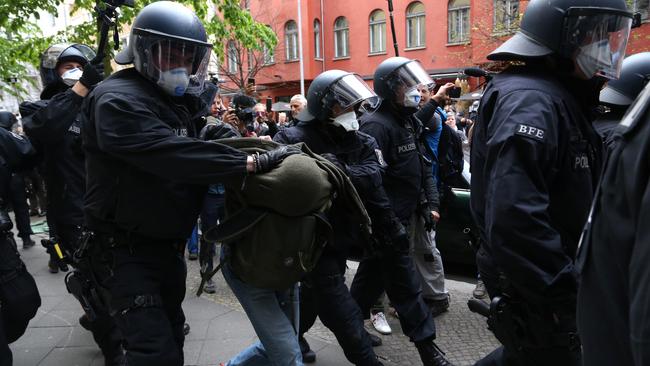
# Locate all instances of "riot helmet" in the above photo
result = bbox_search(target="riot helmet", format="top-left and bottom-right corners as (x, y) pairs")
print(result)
(115, 1), (213, 97)
(373, 57), (433, 112)
(40, 43), (96, 89)
(488, 0), (633, 80)
(0, 112), (17, 131)
(298, 69), (378, 131)
(600, 52), (650, 106)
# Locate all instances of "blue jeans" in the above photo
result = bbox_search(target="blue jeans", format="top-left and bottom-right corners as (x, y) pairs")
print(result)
(222, 248), (303, 366)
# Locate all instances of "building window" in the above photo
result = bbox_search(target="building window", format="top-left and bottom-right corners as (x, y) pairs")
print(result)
(406, 2), (426, 48)
(314, 19), (322, 59)
(369, 10), (386, 54)
(631, 0), (649, 20)
(285, 20), (299, 61)
(494, 0), (519, 33)
(227, 41), (238, 74)
(334, 16), (349, 58)
(448, 0), (470, 44)
(263, 44), (275, 65)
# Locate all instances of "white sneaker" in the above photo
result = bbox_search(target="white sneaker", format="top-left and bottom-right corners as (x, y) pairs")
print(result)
(371, 312), (392, 335)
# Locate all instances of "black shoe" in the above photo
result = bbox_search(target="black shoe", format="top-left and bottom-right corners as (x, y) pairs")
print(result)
(299, 336), (316, 363)
(188, 252), (198, 260)
(203, 279), (216, 294)
(22, 237), (35, 249)
(429, 296), (450, 318)
(183, 323), (191, 335)
(367, 331), (382, 347)
(79, 314), (92, 331)
(415, 340), (455, 366)
(48, 259), (59, 274)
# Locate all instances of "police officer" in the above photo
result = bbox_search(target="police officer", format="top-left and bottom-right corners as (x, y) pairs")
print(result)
(18, 43), (125, 364)
(470, 0), (633, 364)
(0, 126), (41, 366)
(0, 112), (35, 249)
(81, 2), (295, 365)
(576, 57), (650, 366)
(20, 43), (102, 271)
(274, 70), (385, 366)
(349, 57), (454, 366)
(594, 52), (650, 151)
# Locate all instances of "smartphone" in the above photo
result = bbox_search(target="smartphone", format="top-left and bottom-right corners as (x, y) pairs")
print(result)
(448, 87), (462, 99)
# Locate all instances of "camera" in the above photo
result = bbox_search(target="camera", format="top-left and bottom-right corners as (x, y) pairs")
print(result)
(103, 0), (134, 7)
(235, 107), (256, 131)
(447, 86), (462, 99)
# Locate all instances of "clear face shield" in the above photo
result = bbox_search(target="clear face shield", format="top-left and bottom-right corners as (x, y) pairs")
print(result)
(135, 30), (212, 96)
(387, 61), (434, 107)
(562, 8), (633, 80)
(328, 74), (380, 115)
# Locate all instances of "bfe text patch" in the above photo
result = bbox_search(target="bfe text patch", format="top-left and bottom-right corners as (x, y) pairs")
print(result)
(514, 124), (545, 142)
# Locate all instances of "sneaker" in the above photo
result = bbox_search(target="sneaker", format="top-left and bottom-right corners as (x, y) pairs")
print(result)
(299, 336), (316, 363)
(22, 237), (35, 249)
(79, 314), (91, 331)
(429, 296), (450, 317)
(188, 252), (198, 261)
(473, 279), (487, 299)
(415, 340), (455, 366)
(203, 279), (216, 294)
(371, 312), (392, 335)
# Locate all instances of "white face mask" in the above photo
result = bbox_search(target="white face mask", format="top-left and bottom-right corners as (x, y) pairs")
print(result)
(157, 67), (190, 96)
(331, 111), (359, 131)
(61, 68), (83, 86)
(403, 88), (422, 108)
(576, 39), (614, 79)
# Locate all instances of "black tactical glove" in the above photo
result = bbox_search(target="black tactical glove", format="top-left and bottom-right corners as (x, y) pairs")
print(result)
(320, 153), (347, 173)
(79, 62), (104, 88)
(388, 218), (410, 252)
(200, 122), (239, 140)
(254, 145), (301, 174)
(419, 204), (436, 232)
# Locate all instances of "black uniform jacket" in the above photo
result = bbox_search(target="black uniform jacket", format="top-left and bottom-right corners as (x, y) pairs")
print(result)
(360, 102), (437, 223)
(0, 129), (35, 171)
(81, 68), (248, 240)
(470, 66), (602, 305)
(21, 87), (86, 226)
(274, 122), (392, 255)
(577, 85), (650, 366)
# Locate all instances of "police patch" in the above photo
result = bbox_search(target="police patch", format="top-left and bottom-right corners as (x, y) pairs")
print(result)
(514, 124), (545, 141)
(9, 132), (24, 141)
(375, 149), (387, 167)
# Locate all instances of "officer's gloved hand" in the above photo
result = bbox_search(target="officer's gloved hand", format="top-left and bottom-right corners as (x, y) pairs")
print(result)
(200, 123), (239, 140)
(388, 218), (410, 252)
(419, 204), (437, 232)
(255, 145), (301, 173)
(79, 62), (104, 88)
(320, 153), (347, 173)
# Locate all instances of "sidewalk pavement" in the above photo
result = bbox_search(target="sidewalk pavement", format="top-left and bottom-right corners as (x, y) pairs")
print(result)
(9, 218), (499, 366)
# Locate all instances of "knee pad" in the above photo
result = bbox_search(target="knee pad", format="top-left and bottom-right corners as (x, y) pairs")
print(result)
(0, 270), (41, 342)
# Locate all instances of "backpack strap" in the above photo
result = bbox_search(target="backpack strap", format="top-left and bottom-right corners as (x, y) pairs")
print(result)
(203, 207), (268, 243)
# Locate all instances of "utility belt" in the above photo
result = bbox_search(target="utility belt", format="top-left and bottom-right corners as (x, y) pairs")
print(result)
(93, 230), (186, 253)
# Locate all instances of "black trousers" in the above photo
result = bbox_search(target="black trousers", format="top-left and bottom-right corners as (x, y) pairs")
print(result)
(0, 234), (41, 365)
(299, 250), (380, 366)
(93, 240), (187, 366)
(474, 247), (581, 366)
(9, 173), (32, 240)
(350, 244), (436, 343)
(58, 225), (123, 364)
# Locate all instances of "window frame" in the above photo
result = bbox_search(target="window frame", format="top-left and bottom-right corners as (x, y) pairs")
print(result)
(314, 19), (322, 59)
(406, 1), (426, 49)
(334, 16), (350, 58)
(369, 9), (387, 54)
(448, 0), (470, 44)
(493, 0), (520, 34)
(632, 0), (649, 21)
(285, 20), (299, 61)
(227, 40), (238, 74)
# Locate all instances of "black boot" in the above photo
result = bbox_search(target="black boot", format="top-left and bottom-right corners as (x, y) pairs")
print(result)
(21, 236), (35, 249)
(366, 331), (383, 346)
(415, 340), (455, 366)
(299, 336), (316, 363)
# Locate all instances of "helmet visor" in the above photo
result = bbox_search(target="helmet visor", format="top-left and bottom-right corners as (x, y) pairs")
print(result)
(328, 74), (379, 112)
(562, 9), (632, 80)
(390, 60), (434, 91)
(136, 32), (212, 96)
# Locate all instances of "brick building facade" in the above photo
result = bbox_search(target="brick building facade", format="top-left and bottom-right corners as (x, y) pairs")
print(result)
(220, 0), (650, 103)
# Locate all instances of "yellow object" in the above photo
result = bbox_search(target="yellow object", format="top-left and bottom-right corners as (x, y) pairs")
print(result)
(54, 243), (64, 259)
